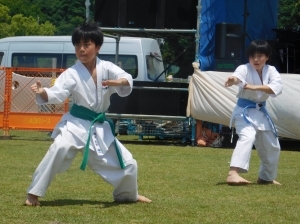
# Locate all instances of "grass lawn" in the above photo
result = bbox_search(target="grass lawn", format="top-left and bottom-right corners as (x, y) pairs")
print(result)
(1, 130), (300, 224)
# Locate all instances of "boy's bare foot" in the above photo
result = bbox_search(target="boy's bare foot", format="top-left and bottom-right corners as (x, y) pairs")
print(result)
(227, 172), (251, 185)
(257, 178), (281, 185)
(137, 195), (152, 203)
(25, 194), (40, 206)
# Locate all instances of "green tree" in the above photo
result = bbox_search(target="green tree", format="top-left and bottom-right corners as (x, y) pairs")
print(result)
(0, 4), (12, 37)
(0, 0), (95, 35)
(0, 0), (47, 23)
(0, 4), (56, 38)
(296, 0), (300, 17)
(32, 0), (95, 35)
(278, 0), (300, 29)
(10, 14), (56, 36)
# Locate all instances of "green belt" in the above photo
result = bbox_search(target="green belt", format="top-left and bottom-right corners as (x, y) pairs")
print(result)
(70, 104), (125, 171)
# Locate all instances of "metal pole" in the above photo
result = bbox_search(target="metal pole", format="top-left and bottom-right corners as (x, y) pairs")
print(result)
(100, 27), (196, 34)
(85, 0), (90, 22)
(132, 86), (188, 91)
(101, 33), (121, 66)
(115, 35), (120, 65)
(195, 0), (201, 62)
(106, 113), (187, 121)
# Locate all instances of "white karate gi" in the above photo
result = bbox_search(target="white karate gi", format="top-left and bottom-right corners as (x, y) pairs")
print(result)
(229, 63), (282, 181)
(27, 59), (139, 201)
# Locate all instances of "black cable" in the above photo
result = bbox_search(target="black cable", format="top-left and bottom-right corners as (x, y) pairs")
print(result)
(154, 41), (195, 82)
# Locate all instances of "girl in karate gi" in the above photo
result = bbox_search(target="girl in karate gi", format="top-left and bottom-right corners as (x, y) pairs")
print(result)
(224, 40), (282, 185)
(25, 22), (151, 206)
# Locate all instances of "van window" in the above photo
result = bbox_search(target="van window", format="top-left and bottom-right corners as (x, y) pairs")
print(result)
(12, 53), (64, 68)
(0, 52), (3, 64)
(63, 54), (78, 68)
(98, 54), (138, 79)
(146, 54), (163, 81)
(11, 53), (138, 78)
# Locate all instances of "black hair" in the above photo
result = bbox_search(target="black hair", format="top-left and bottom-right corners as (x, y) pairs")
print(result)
(71, 21), (104, 47)
(246, 39), (272, 62)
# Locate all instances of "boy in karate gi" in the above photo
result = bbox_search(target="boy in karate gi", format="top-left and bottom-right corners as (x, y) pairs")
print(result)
(25, 22), (151, 206)
(224, 40), (282, 185)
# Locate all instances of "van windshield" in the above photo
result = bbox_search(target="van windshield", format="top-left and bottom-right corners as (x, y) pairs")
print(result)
(98, 54), (138, 79)
(146, 54), (163, 81)
(0, 52), (3, 65)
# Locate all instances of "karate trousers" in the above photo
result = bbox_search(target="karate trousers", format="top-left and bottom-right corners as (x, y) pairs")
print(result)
(27, 127), (138, 202)
(230, 117), (281, 181)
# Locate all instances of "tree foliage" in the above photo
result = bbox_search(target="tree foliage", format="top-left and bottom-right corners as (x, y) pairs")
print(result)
(0, 4), (12, 37)
(160, 37), (195, 78)
(278, 0), (300, 29)
(37, 0), (87, 35)
(0, 0), (95, 36)
(0, 4), (56, 38)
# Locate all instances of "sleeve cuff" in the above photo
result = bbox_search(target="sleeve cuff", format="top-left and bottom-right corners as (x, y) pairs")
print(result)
(236, 80), (247, 88)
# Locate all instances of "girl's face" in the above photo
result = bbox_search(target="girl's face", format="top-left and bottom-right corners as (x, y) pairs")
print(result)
(74, 39), (100, 65)
(249, 53), (269, 73)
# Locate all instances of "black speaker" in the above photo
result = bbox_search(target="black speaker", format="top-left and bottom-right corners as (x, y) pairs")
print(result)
(94, 0), (119, 27)
(126, 0), (157, 28)
(164, 0), (198, 29)
(215, 23), (242, 60)
(214, 59), (241, 72)
(95, 0), (157, 28)
(94, 0), (198, 29)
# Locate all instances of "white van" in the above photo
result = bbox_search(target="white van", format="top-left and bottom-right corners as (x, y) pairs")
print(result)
(0, 35), (165, 82)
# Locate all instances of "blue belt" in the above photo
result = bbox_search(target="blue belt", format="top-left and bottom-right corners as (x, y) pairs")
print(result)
(237, 98), (278, 137)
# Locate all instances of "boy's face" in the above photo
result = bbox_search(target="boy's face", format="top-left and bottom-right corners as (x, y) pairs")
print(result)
(249, 53), (269, 72)
(74, 39), (100, 65)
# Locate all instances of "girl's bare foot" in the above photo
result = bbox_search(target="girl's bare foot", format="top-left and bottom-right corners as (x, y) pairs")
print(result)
(257, 178), (281, 185)
(25, 194), (40, 206)
(137, 195), (152, 203)
(227, 171), (251, 185)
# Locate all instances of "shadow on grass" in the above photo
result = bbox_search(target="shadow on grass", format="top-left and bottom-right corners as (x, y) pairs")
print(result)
(4, 134), (52, 142)
(216, 181), (282, 186)
(216, 182), (253, 186)
(118, 139), (195, 147)
(279, 140), (300, 151)
(25, 199), (136, 207)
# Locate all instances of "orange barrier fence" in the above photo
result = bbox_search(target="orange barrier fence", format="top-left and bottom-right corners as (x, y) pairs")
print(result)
(0, 67), (68, 136)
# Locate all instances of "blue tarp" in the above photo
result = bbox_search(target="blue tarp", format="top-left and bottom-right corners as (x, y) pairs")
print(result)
(199, 0), (279, 70)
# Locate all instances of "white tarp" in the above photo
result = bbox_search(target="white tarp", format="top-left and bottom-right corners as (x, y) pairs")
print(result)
(187, 62), (300, 140)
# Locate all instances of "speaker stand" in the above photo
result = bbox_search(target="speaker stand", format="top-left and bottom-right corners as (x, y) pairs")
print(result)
(241, 0), (252, 63)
